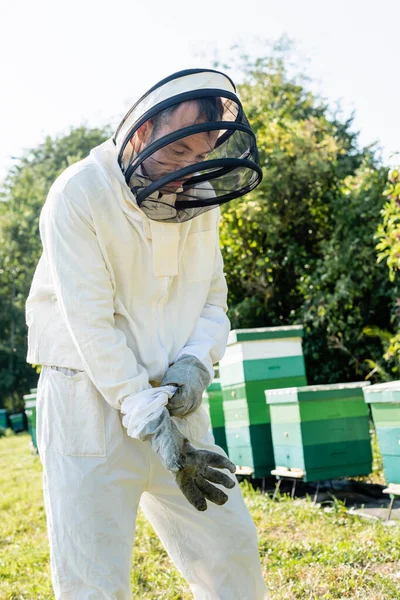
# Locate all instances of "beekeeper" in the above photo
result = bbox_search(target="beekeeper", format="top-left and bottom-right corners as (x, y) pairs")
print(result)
(25, 68), (268, 599)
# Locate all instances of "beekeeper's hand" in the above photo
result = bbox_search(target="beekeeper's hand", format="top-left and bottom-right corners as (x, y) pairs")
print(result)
(139, 407), (236, 511)
(161, 355), (212, 418)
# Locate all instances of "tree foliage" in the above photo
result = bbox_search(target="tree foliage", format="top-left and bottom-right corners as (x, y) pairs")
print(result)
(376, 168), (400, 281)
(219, 54), (397, 384)
(365, 167), (400, 380)
(299, 162), (397, 383)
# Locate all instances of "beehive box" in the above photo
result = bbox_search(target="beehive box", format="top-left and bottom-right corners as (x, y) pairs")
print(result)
(202, 379), (228, 454)
(266, 382), (372, 482)
(0, 409), (8, 429)
(363, 381), (400, 485)
(24, 392), (37, 449)
(219, 325), (307, 477)
(9, 413), (25, 433)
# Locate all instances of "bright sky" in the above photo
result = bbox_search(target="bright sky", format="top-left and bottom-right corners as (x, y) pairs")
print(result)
(1, 0), (398, 182)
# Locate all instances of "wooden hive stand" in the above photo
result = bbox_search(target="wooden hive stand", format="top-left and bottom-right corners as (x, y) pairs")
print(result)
(271, 466), (321, 504)
(382, 483), (400, 521)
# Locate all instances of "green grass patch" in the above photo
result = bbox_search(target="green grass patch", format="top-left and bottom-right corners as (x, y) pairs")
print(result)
(1, 433), (400, 599)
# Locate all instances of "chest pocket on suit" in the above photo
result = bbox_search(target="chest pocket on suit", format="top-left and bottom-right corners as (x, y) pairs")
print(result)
(182, 229), (216, 283)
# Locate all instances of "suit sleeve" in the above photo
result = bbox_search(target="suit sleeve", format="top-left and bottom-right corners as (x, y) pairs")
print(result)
(175, 211), (231, 379)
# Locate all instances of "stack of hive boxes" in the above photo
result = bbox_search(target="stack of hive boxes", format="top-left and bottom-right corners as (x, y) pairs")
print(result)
(218, 326), (307, 477)
(363, 381), (400, 485)
(266, 382), (373, 481)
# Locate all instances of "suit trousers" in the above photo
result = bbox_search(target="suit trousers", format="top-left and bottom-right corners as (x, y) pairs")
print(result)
(36, 365), (269, 599)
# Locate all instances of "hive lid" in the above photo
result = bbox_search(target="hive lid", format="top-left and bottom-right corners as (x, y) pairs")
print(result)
(227, 325), (304, 345)
(363, 380), (400, 404)
(265, 381), (370, 404)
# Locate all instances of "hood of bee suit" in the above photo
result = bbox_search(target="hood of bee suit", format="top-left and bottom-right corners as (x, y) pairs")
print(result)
(112, 68), (262, 224)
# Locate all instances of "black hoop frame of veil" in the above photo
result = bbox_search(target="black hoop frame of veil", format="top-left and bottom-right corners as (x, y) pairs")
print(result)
(113, 69), (262, 223)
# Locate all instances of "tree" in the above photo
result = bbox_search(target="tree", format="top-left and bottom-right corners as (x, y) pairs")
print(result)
(365, 167), (400, 381)
(376, 168), (400, 281)
(218, 52), (396, 384)
(299, 161), (397, 383)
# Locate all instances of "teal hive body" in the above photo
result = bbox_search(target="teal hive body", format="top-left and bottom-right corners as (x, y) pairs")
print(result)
(23, 392), (37, 449)
(266, 382), (373, 482)
(363, 381), (400, 485)
(219, 326), (307, 477)
(9, 413), (25, 433)
(0, 409), (8, 429)
(202, 379), (228, 454)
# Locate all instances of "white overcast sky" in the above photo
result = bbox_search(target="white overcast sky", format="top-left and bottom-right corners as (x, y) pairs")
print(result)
(1, 0), (398, 182)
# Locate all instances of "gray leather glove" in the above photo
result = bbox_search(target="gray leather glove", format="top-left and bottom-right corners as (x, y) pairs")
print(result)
(161, 354), (212, 418)
(139, 407), (236, 511)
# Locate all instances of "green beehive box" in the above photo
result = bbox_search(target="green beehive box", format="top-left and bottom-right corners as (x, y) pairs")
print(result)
(266, 381), (372, 482)
(9, 413), (25, 433)
(363, 381), (400, 485)
(24, 392), (37, 449)
(202, 379), (228, 454)
(0, 409), (8, 429)
(219, 325), (307, 477)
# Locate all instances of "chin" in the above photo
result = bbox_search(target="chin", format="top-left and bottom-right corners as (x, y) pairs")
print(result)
(161, 184), (181, 193)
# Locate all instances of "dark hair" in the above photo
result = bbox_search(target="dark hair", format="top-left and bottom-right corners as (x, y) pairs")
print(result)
(151, 97), (224, 138)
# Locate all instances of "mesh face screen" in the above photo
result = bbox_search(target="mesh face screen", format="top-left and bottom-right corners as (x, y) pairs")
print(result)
(114, 76), (262, 222)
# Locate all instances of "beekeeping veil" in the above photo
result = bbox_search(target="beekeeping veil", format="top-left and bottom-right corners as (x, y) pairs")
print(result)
(113, 68), (262, 223)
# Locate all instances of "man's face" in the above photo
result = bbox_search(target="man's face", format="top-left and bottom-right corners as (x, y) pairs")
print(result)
(131, 101), (219, 194)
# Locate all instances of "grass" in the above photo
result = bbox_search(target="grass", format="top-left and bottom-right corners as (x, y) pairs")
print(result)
(1, 432), (400, 599)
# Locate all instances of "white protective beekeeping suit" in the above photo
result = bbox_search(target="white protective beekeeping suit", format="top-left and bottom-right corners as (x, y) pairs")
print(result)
(25, 68), (269, 599)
